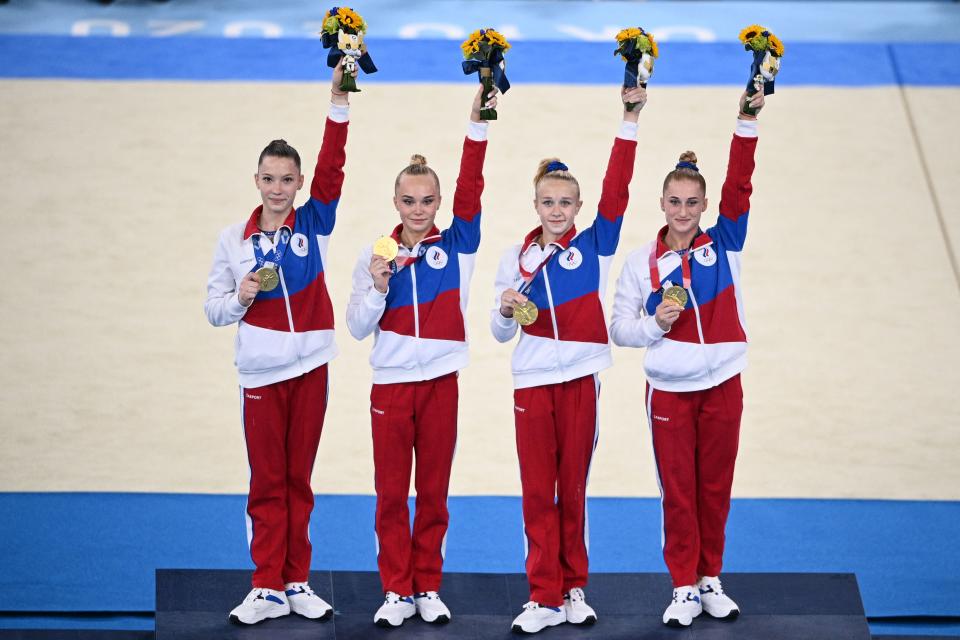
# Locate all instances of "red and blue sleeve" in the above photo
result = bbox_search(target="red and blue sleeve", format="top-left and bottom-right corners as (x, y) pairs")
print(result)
(298, 117), (349, 236)
(708, 132), (758, 251)
(584, 136), (637, 257)
(446, 136), (487, 253)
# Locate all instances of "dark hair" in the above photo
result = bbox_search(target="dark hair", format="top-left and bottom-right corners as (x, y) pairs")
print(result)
(662, 150), (706, 194)
(258, 139), (301, 172)
(533, 157), (580, 198)
(394, 154), (440, 192)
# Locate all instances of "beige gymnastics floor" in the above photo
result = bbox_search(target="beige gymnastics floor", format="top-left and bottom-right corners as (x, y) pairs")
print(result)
(0, 81), (957, 499)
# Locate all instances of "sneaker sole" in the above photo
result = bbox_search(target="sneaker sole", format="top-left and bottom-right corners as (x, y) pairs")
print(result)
(421, 613), (451, 624)
(511, 619), (565, 634)
(705, 608), (740, 620)
(664, 617), (691, 628)
(292, 608), (334, 621)
(568, 614), (597, 625)
(228, 610), (289, 626)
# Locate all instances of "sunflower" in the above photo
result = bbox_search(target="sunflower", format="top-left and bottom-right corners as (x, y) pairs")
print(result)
(767, 33), (785, 57)
(482, 28), (511, 51)
(738, 24), (765, 45)
(615, 27), (642, 43)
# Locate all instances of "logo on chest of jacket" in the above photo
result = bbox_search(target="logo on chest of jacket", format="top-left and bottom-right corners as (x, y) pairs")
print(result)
(694, 246), (716, 267)
(290, 233), (309, 257)
(559, 247), (583, 270)
(425, 246), (448, 269)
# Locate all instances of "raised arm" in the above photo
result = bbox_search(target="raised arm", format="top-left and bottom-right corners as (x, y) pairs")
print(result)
(712, 91), (763, 250)
(300, 65), (355, 233)
(448, 85), (495, 248)
(589, 86), (646, 256)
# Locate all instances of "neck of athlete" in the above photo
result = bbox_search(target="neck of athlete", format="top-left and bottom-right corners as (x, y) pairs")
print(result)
(664, 227), (697, 252)
(538, 228), (563, 248)
(258, 209), (288, 233)
(400, 226), (430, 249)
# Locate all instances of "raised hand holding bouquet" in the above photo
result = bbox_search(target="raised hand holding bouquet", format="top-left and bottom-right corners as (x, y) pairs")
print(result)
(738, 24), (784, 115)
(461, 28), (511, 120)
(615, 26), (658, 111)
(320, 6), (377, 92)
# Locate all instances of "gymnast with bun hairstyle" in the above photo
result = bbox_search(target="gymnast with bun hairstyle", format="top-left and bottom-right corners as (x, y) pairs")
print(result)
(609, 88), (768, 628)
(204, 64), (357, 626)
(345, 84), (498, 629)
(490, 83), (646, 634)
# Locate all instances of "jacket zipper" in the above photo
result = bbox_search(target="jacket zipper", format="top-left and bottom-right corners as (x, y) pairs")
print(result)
(542, 266), (564, 376)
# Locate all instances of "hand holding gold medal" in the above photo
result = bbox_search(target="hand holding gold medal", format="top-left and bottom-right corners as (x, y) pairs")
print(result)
(373, 236), (399, 262)
(256, 265), (280, 292)
(662, 285), (688, 308)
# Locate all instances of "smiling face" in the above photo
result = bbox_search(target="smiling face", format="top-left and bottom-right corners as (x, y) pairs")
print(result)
(394, 173), (441, 238)
(254, 156), (304, 217)
(661, 177), (708, 239)
(534, 178), (583, 242)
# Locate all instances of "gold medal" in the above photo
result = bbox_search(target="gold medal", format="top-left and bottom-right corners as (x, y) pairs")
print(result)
(663, 285), (688, 308)
(256, 266), (279, 292)
(514, 300), (539, 326)
(373, 236), (399, 262)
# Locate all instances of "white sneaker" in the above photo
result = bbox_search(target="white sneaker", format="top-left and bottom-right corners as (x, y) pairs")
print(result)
(698, 575), (740, 619)
(284, 582), (333, 620)
(228, 587), (290, 625)
(511, 601), (566, 634)
(374, 591), (416, 627)
(415, 591), (451, 623)
(563, 587), (597, 625)
(662, 585), (702, 627)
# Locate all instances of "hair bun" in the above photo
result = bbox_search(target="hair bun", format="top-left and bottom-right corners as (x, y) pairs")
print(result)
(678, 150), (698, 165)
(409, 154), (428, 167)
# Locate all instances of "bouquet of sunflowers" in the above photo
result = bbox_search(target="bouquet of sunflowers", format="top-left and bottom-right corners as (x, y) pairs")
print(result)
(320, 6), (377, 92)
(461, 28), (511, 120)
(614, 26), (659, 112)
(738, 24), (784, 115)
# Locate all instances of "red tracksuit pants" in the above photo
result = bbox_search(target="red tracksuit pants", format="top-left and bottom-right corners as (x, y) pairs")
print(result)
(647, 374), (742, 587)
(371, 372), (458, 596)
(514, 374), (599, 607)
(241, 364), (328, 591)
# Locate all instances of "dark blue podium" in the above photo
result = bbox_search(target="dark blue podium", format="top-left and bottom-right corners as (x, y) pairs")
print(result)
(154, 570), (872, 639)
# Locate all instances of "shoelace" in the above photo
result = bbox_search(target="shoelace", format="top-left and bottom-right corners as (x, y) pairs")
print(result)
(286, 582), (316, 597)
(416, 591), (439, 600)
(565, 588), (585, 603)
(672, 588), (700, 604)
(522, 601), (540, 611)
(384, 591), (412, 604)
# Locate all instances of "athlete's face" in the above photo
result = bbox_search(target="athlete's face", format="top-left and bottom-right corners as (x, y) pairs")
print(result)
(661, 179), (707, 237)
(534, 179), (582, 242)
(394, 174), (441, 237)
(255, 156), (304, 217)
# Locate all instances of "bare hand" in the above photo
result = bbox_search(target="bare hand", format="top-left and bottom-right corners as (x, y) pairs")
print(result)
(238, 272), (261, 307)
(500, 288), (527, 318)
(622, 85), (648, 121)
(471, 84), (499, 123)
(370, 255), (392, 294)
(331, 61), (357, 106)
(738, 89), (764, 119)
(654, 299), (682, 332)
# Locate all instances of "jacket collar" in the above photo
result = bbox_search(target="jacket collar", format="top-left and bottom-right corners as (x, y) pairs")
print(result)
(521, 224), (577, 255)
(391, 222), (442, 249)
(243, 205), (297, 240)
(654, 225), (713, 259)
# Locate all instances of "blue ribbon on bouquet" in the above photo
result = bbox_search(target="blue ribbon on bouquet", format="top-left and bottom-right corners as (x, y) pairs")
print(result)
(462, 47), (511, 94)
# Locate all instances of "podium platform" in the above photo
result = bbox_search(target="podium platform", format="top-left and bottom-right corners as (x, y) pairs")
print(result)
(155, 570), (872, 639)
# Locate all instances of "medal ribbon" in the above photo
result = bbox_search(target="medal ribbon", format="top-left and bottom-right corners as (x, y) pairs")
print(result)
(387, 227), (441, 274)
(517, 245), (559, 296)
(251, 228), (292, 273)
(648, 244), (692, 290)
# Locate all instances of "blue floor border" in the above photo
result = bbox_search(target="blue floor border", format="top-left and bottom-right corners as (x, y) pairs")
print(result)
(1, 36), (959, 85)
(0, 493), (957, 619)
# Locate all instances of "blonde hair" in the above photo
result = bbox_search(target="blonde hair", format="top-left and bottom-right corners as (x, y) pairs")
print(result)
(394, 154), (440, 193)
(533, 157), (580, 198)
(662, 150), (707, 194)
